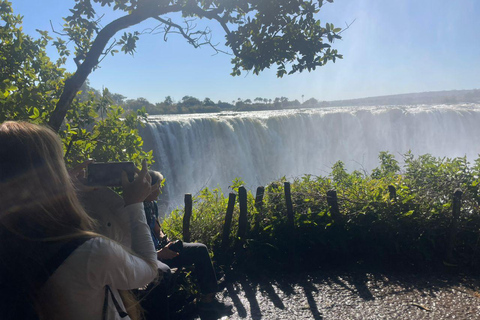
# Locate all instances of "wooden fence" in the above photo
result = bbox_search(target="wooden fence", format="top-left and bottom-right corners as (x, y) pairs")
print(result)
(180, 184), (463, 265)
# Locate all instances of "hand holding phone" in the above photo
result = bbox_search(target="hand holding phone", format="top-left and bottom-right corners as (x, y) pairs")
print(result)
(122, 159), (155, 206)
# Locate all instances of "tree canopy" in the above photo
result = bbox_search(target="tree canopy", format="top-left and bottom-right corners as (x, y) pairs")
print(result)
(0, 1), (152, 166)
(47, 0), (344, 131)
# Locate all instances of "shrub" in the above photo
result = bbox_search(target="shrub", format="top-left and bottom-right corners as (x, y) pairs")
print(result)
(163, 152), (480, 272)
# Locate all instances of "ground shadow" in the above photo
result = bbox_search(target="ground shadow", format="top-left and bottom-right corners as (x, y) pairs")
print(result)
(300, 280), (324, 320)
(259, 281), (285, 310)
(173, 266), (480, 320)
(238, 276), (262, 320)
(225, 281), (248, 318)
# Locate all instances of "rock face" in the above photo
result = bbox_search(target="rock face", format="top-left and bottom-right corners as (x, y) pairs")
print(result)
(213, 270), (480, 320)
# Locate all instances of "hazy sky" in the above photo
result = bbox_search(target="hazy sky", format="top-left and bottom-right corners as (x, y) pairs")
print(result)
(11, 0), (480, 104)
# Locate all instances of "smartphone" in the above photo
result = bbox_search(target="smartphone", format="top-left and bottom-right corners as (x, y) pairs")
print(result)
(86, 162), (135, 187)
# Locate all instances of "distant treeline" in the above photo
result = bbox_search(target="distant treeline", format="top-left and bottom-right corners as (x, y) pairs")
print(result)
(81, 82), (480, 115)
(81, 85), (323, 114)
(120, 95), (319, 114)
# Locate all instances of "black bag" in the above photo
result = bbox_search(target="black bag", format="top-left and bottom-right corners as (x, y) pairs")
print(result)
(0, 236), (91, 320)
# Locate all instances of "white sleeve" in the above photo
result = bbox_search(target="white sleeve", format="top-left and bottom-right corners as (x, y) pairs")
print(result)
(85, 238), (157, 290)
(124, 203), (156, 262)
(85, 203), (157, 290)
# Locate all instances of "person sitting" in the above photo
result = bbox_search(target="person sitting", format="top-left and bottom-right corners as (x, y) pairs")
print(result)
(143, 170), (233, 317)
(0, 121), (158, 320)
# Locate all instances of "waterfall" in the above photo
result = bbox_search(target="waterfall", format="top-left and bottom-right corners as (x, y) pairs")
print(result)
(140, 104), (480, 212)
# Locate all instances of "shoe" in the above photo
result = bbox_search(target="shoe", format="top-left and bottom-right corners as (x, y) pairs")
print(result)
(197, 299), (234, 314)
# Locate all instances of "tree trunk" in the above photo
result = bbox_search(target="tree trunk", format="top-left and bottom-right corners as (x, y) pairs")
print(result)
(48, 5), (178, 131)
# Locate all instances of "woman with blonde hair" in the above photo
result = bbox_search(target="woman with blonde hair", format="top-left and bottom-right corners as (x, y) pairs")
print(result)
(0, 121), (158, 319)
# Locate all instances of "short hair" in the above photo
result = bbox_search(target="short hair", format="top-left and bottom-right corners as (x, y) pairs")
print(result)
(148, 170), (164, 186)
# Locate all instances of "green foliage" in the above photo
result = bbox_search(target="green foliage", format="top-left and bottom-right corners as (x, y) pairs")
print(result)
(0, 0), (65, 123)
(163, 152), (480, 271)
(163, 186), (240, 251)
(371, 151), (400, 179)
(0, 1), (152, 166)
(61, 102), (153, 166)
(226, 0), (343, 77)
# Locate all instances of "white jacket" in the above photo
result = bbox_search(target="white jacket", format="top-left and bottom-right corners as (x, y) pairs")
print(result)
(39, 203), (157, 320)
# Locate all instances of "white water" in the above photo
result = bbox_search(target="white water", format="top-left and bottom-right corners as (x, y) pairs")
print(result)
(140, 104), (480, 212)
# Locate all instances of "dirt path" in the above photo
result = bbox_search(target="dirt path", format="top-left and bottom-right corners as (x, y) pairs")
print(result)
(213, 270), (480, 320)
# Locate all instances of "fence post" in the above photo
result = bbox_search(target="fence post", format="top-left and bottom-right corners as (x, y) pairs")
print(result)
(326, 189), (342, 222)
(388, 185), (397, 201)
(222, 193), (236, 251)
(237, 186), (248, 240)
(284, 182), (294, 232)
(445, 188), (463, 264)
(183, 194), (192, 242)
(254, 186), (265, 235)
(284, 182), (297, 271)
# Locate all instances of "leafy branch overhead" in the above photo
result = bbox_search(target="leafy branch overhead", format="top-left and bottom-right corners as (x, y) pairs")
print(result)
(47, 0), (346, 131)
(61, 0), (343, 76)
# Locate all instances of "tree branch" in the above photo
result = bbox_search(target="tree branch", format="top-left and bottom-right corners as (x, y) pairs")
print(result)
(338, 19), (356, 35)
(153, 16), (201, 47)
(48, 3), (182, 131)
(186, 5), (239, 56)
(49, 20), (68, 36)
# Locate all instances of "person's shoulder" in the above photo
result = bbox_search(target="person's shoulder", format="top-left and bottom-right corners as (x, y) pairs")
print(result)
(84, 236), (122, 251)
(66, 237), (137, 288)
(77, 237), (133, 270)
(73, 236), (123, 259)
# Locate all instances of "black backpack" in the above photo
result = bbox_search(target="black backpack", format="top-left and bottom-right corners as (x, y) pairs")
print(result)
(0, 236), (91, 320)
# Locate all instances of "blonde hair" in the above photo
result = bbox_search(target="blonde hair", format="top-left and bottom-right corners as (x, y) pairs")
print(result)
(0, 121), (145, 320)
(0, 121), (95, 238)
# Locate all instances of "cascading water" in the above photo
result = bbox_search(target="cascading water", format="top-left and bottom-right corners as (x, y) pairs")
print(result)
(140, 104), (480, 213)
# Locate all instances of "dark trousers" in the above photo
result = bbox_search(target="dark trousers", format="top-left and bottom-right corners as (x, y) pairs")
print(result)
(142, 242), (218, 320)
(163, 242), (218, 294)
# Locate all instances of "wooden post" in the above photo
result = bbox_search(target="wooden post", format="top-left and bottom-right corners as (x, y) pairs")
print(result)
(327, 189), (342, 222)
(221, 193), (236, 251)
(446, 189), (463, 264)
(388, 185), (397, 201)
(237, 186), (248, 240)
(284, 182), (297, 272)
(285, 182), (294, 232)
(183, 194), (192, 242)
(254, 186), (265, 235)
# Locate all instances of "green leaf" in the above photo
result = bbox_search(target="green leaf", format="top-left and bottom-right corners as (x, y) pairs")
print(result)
(404, 210), (414, 217)
(29, 107), (40, 119)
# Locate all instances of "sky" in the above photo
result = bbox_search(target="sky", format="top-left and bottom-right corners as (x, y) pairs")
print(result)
(11, 0), (480, 104)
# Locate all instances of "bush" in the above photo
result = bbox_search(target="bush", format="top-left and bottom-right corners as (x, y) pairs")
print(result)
(162, 152), (480, 272)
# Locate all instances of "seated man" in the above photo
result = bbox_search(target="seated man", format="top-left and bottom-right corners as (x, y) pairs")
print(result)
(143, 171), (232, 317)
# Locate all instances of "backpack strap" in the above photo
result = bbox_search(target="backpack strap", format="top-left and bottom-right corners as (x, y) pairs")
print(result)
(39, 237), (92, 284)
(103, 285), (129, 319)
